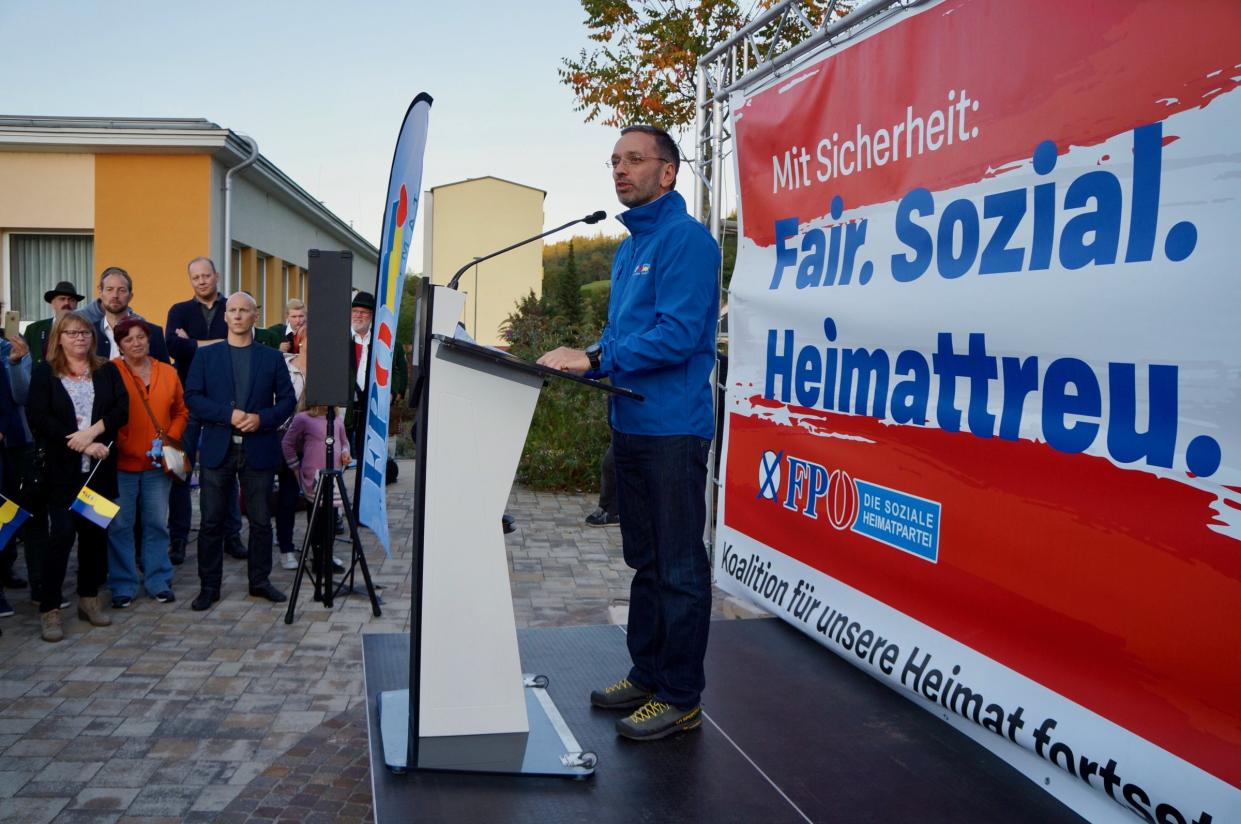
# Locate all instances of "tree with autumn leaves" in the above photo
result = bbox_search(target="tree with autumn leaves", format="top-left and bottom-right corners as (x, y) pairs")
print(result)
(560, 0), (852, 130)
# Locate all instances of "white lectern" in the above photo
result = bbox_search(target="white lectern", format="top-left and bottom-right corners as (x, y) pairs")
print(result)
(374, 282), (639, 778)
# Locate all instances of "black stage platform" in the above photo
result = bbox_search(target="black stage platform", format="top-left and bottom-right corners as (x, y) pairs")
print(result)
(363, 619), (1086, 823)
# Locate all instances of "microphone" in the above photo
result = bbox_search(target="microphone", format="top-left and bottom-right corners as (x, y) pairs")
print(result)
(447, 210), (608, 290)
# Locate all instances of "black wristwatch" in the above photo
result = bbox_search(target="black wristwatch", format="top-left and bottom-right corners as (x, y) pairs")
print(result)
(585, 343), (602, 371)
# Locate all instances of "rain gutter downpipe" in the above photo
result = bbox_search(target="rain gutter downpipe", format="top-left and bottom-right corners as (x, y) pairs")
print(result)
(223, 134), (259, 295)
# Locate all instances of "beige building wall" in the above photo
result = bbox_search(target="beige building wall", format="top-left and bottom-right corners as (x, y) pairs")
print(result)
(424, 177), (544, 347)
(0, 153), (95, 298)
(0, 152), (94, 229)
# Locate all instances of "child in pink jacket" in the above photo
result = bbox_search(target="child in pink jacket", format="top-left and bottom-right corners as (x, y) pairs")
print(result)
(281, 406), (350, 581)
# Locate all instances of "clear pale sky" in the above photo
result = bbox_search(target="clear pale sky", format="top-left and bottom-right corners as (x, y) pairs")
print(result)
(0, 0), (701, 265)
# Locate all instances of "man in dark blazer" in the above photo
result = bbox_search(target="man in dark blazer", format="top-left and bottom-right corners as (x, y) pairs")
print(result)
(79, 266), (169, 363)
(185, 292), (296, 610)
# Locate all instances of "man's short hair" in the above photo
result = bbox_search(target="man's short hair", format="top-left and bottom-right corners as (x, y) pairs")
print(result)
(286, 298), (305, 313)
(187, 256), (218, 274)
(227, 291), (258, 310)
(621, 124), (680, 175)
(98, 266), (133, 292)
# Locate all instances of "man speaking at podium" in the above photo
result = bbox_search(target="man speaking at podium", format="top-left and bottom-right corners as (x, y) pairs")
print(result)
(539, 124), (720, 741)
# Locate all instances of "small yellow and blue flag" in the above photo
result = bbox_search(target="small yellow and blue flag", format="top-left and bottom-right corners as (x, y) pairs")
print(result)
(70, 486), (119, 529)
(0, 495), (30, 546)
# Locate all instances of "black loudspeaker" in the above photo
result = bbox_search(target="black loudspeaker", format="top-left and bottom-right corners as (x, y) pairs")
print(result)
(305, 249), (355, 408)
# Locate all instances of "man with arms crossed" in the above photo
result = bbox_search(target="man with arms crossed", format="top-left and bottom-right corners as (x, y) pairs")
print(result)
(184, 292), (296, 610)
(166, 257), (245, 564)
(539, 124), (720, 740)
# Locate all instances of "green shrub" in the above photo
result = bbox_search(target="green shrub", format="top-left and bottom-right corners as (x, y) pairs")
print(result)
(502, 291), (610, 492)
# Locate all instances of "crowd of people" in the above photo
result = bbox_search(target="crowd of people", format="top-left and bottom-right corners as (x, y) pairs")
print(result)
(0, 257), (402, 642)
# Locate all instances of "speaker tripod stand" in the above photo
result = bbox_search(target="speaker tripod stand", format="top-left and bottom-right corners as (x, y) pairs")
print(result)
(284, 405), (382, 624)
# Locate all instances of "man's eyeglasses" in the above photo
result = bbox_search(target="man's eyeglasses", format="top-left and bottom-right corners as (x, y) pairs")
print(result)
(61, 329), (91, 338)
(605, 155), (673, 170)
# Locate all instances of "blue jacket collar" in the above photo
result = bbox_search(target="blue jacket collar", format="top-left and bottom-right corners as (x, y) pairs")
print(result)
(616, 190), (686, 236)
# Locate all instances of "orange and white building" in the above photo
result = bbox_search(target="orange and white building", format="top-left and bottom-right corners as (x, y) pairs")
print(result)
(0, 115), (377, 327)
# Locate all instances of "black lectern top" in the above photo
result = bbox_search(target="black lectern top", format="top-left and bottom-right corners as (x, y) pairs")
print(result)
(432, 334), (644, 401)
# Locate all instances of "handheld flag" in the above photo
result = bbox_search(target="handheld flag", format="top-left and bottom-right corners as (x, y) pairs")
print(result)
(70, 486), (119, 529)
(0, 495), (30, 547)
(356, 93), (433, 554)
(69, 443), (119, 529)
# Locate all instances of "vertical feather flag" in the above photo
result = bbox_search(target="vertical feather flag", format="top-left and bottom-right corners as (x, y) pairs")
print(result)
(356, 94), (433, 554)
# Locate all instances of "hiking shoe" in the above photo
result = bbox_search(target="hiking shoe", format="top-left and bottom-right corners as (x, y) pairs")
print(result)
(616, 699), (702, 741)
(0, 591), (14, 618)
(41, 609), (64, 642)
(281, 552), (298, 570)
(590, 678), (653, 710)
(78, 596), (112, 627)
(585, 507), (620, 527)
(111, 595), (133, 610)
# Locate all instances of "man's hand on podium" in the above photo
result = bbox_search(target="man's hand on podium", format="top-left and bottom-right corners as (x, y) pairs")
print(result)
(537, 347), (590, 375)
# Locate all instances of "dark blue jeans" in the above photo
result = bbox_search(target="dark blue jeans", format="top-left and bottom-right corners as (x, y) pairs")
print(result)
(613, 431), (712, 709)
(198, 442), (274, 591)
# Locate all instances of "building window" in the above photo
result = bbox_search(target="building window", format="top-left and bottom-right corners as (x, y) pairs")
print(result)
(299, 270), (307, 301)
(8, 233), (93, 319)
(256, 255), (267, 325)
(231, 247), (242, 294)
(282, 263), (291, 307)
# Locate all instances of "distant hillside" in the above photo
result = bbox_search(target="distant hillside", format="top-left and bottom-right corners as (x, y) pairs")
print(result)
(543, 234), (622, 293)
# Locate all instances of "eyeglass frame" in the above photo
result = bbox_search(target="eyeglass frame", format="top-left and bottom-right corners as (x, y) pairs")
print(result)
(605, 154), (675, 170)
(60, 329), (92, 338)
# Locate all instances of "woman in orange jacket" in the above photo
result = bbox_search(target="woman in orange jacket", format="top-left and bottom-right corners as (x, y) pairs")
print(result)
(107, 316), (188, 608)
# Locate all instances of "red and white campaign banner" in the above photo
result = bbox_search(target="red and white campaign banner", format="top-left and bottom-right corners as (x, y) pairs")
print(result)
(716, 1), (1240, 821)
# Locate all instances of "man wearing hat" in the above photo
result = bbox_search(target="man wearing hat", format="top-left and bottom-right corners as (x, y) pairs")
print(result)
(347, 291), (407, 456)
(22, 280), (85, 366)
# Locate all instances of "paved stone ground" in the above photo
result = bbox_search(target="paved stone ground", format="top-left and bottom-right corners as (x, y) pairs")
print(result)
(0, 463), (747, 823)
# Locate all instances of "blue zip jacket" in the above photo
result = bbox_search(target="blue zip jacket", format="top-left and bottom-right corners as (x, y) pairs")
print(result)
(596, 190), (720, 439)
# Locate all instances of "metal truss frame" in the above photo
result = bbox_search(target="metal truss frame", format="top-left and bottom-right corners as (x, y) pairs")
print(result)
(691, 0), (917, 549)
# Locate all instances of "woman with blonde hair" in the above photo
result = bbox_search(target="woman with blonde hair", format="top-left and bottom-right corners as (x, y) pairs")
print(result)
(27, 312), (128, 642)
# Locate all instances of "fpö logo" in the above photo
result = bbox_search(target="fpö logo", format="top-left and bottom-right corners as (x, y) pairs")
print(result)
(757, 450), (942, 562)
